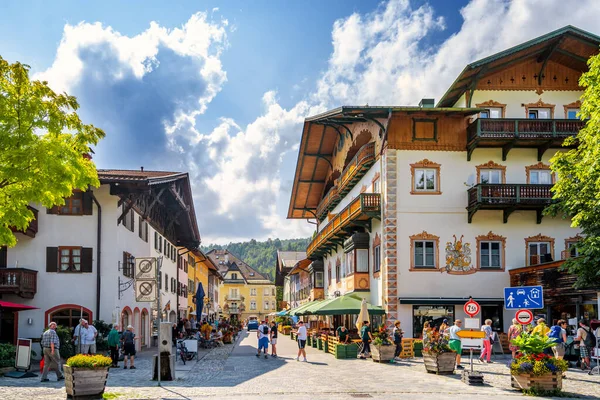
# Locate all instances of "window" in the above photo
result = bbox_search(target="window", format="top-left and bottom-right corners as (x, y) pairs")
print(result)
(0, 246), (7, 268)
(272, 288), (276, 296)
(327, 262), (332, 286)
(412, 119), (437, 141)
(165, 274), (168, 291)
(374, 245), (381, 273)
(410, 159), (441, 195)
(250, 301), (256, 310)
(158, 236), (162, 253)
(230, 288), (239, 299)
(530, 170), (551, 184)
(264, 301), (269, 310)
(122, 252), (134, 278)
(154, 232), (159, 250)
(315, 271), (324, 288)
(413, 305), (454, 339)
(59, 247), (82, 272)
(566, 108), (580, 119)
(356, 249), (369, 273)
(410, 231), (439, 270)
(171, 278), (176, 293)
(158, 273), (162, 290)
(271, 301), (276, 310)
(60, 192), (83, 215)
(476, 101), (505, 119)
(565, 235), (581, 259)
(264, 288), (270, 296)
(335, 259), (340, 283)
(231, 273), (238, 280)
(49, 307), (91, 329)
(250, 288), (256, 296)
(525, 100), (555, 119)
(525, 234), (554, 266)
(138, 217), (148, 242)
(476, 161), (506, 184)
(476, 232), (506, 270)
(122, 206), (135, 232)
(372, 173), (381, 193)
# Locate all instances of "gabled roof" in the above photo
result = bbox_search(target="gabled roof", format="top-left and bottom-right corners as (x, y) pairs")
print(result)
(205, 249), (272, 284)
(277, 251), (306, 268)
(438, 25), (600, 107)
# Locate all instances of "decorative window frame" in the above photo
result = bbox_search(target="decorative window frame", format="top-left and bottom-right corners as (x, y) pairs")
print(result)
(475, 100), (506, 118)
(476, 161), (507, 184)
(475, 231), (506, 271)
(563, 100), (582, 118)
(410, 159), (442, 195)
(409, 231), (440, 271)
(525, 233), (555, 265)
(525, 162), (556, 184)
(524, 99), (555, 118)
(373, 233), (381, 278)
(372, 172), (381, 193)
(564, 234), (582, 258)
(412, 118), (438, 142)
(58, 246), (83, 273)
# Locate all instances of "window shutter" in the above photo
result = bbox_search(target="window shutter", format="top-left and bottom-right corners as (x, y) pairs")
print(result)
(46, 205), (59, 214)
(81, 247), (93, 272)
(144, 223), (148, 242)
(82, 192), (93, 215)
(130, 210), (135, 232)
(46, 247), (58, 272)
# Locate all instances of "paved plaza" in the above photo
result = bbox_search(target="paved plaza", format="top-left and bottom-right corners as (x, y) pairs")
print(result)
(0, 331), (599, 399)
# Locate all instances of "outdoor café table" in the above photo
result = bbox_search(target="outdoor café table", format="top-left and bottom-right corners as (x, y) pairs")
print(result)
(352, 338), (363, 356)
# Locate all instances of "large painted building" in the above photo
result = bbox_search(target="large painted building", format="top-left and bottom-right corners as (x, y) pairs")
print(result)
(0, 169), (209, 349)
(287, 26), (599, 337)
(206, 249), (276, 322)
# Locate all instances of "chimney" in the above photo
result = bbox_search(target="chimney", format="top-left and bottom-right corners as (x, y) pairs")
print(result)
(141, 166), (144, 172)
(419, 98), (435, 108)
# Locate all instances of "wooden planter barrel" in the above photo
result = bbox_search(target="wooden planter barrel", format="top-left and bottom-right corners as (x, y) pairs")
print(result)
(511, 373), (562, 391)
(372, 345), (395, 363)
(422, 352), (456, 374)
(64, 365), (109, 398)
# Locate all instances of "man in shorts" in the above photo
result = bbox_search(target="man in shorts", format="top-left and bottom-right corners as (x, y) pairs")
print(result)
(256, 320), (270, 359)
(295, 320), (307, 362)
(121, 325), (139, 369)
(270, 321), (278, 357)
(448, 319), (464, 369)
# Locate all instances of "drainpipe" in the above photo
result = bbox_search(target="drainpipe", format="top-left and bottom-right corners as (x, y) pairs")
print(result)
(91, 192), (102, 320)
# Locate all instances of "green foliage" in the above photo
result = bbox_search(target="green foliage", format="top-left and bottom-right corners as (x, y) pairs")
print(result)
(66, 354), (112, 368)
(548, 52), (600, 287)
(0, 57), (105, 246)
(201, 238), (310, 281)
(373, 324), (391, 346)
(510, 353), (568, 376)
(55, 325), (76, 359)
(93, 320), (112, 351)
(510, 333), (556, 355)
(0, 343), (16, 368)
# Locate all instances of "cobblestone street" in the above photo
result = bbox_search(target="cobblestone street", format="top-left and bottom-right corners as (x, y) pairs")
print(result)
(0, 331), (599, 399)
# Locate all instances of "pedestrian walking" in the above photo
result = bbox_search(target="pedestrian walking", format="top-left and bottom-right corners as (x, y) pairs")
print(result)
(270, 321), (278, 357)
(81, 320), (98, 354)
(107, 324), (121, 368)
(256, 320), (270, 359)
(448, 319), (464, 369)
(121, 325), (139, 369)
(172, 323), (179, 346)
(294, 320), (308, 362)
(575, 319), (595, 370)
(40, 322), (64, 382)
(479, 319), (493, 363)
(392, 320), (404, 361)
(336, 325), (350, 344)
(507, 318), (522, 359)
(547, 319), (568, 360)
(72, 319), (86, 354)
(358, 321), (373, 359)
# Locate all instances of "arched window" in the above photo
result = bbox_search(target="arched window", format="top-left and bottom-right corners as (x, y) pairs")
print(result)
(46, 304), (92, 329)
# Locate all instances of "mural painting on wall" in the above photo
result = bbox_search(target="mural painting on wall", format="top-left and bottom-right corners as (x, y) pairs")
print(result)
(444, 235), (475, 275)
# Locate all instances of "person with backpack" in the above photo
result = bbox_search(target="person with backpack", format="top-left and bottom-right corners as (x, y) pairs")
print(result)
(547, 319), (568, 359)
(256, 320), (270, 359)
(392, 320), (404, 362)
(575, 319), (596, 370)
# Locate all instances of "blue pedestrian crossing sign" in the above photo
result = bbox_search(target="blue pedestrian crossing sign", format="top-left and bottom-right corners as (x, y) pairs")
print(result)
(504, 286), (544, 310)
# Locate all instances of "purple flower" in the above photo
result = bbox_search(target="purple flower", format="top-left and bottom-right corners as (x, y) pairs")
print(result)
(519, 362), (534, 371)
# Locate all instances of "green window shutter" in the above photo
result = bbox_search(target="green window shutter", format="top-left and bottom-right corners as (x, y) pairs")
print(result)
(46, 247), (58, 272)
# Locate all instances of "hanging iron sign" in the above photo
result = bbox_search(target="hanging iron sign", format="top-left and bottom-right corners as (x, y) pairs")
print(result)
(135, 279), (156, 302)
(135, 257), (157, 280)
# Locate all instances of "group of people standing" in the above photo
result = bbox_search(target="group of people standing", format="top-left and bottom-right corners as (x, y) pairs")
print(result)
(256, 320), (278, 359)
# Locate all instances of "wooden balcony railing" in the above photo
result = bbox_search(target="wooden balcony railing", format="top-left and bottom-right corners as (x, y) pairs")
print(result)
(308, 193), (381, 257)
(316, 185), (341, 222)
(338, 142), (376, 196)
(0, 268), (38, 299)
(467, 184), (553, 224)
(10, 206), (38, 238)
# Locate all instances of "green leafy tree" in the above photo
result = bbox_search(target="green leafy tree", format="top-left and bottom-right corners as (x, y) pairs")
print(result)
(0, 57), (104, 246)
(548, 52), (600, 287)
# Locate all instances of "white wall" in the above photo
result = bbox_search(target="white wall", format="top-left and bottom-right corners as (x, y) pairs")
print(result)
(469, 90), (582, 119)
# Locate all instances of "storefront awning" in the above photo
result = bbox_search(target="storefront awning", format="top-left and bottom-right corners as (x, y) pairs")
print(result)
(313, 294), (385, 316)
(399, 297), (503, 305)
(289, 300), (321, 316)
(0, 301), (38, 311)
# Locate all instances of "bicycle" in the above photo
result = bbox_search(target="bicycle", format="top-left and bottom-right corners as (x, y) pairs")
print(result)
(177, 340), (196, 364)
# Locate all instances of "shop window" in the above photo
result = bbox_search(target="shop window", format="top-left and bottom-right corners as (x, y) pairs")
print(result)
(410, 231), (439, 270)
(410, 160), (441, 195)
(412, 305), (454, 338)
(481, 305), (503, 332)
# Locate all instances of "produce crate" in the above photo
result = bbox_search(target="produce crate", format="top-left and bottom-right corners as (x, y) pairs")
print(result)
(334, 343), (358, 359)
(317, 337), (323, 350)
(334, 344), (347, 359)
(311, 336), (318, 348)
(321, 335), (328, 352)
(307, 336), (312, 346)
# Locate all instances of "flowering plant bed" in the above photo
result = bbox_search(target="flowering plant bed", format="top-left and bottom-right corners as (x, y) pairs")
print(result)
(64, 355), (111, 397)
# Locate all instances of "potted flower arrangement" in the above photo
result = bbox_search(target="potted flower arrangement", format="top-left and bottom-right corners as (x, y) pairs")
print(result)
(422, 329), (455, 374)
(282, 325), (292, 335)
(510, 333), (568, 392)
(371, 325), (395, 363)
(64, 354), (112, 397)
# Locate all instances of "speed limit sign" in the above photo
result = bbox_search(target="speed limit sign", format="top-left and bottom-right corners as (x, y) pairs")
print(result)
(464, 299), (481, 317)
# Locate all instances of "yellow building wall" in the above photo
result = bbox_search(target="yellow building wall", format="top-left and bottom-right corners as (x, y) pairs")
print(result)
(219, 282), (277, 321)
(187, 254), (211, 316)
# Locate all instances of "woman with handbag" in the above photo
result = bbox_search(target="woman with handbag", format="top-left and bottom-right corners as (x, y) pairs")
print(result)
(479, 319), (493, 363)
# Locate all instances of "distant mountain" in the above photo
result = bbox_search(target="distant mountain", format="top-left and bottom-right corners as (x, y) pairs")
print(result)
(201, 238), (310, 281)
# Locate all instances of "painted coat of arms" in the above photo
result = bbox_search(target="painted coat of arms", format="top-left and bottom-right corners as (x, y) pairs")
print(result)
(444, 235), (475, 274)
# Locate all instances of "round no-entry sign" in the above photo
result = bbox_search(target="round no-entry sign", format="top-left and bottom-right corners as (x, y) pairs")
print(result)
(515, 309), (534, 325)
(464, 299), (480, 317)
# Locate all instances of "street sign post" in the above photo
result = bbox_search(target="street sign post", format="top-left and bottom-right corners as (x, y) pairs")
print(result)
(456, 326), (485, 385)
(504, 286), (543, 310)
(515, 309), (534, 325)
(464, 299), (481, 317)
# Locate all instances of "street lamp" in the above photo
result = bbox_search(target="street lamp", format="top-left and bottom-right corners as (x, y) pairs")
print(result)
(204, 296), (212, 321)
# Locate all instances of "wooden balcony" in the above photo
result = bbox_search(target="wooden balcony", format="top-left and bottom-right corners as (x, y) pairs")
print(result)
(10, 206), (38, 238)
(0, 268), (38, 299)
(466, 118), (584, 161)
(467, 184), (553, 224)
(338, 142), (376, 197)
(308, 193), (381, 258)
(316, 185), (341, 222)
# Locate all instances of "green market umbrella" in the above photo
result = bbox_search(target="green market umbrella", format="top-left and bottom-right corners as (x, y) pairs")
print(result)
(313, 294), (385, 316)
(289, 300), (320, 316)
